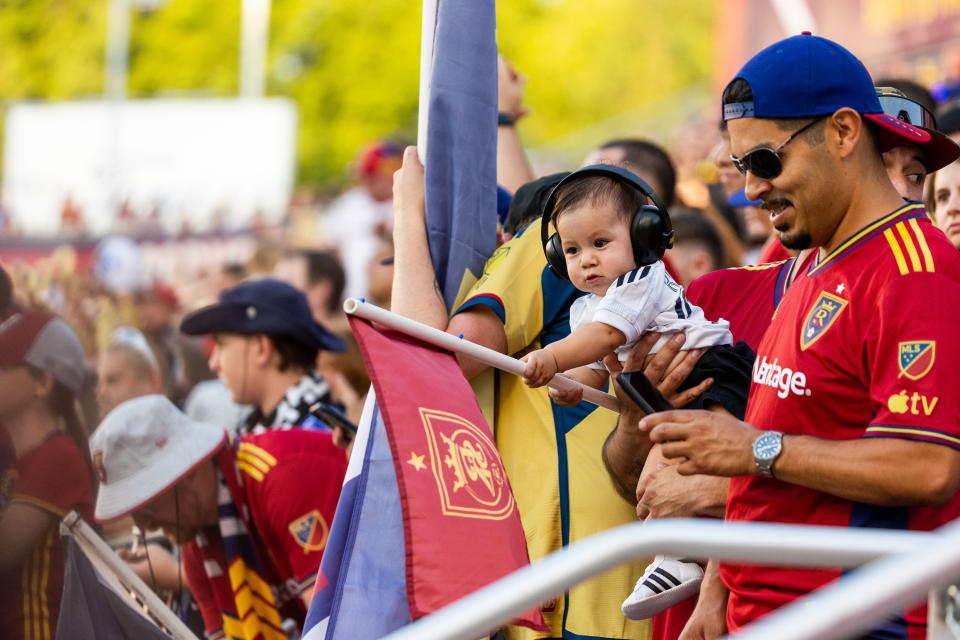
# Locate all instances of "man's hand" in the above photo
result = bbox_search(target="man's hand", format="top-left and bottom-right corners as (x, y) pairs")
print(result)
(602, 332), (712, 504)
(521, 349), (558, 387)
(678, 560), (727, 640)
(606, 333), (713, 409)
(392, 146), (426, 224)
(497, 56), (529, 121)
(640, 409), (760, 477)
(636, 463), (727, 520)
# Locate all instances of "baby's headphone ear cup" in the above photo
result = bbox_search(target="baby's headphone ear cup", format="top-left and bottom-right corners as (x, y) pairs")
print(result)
(631, 205), (670, 266)
(544, 233), (569, 280)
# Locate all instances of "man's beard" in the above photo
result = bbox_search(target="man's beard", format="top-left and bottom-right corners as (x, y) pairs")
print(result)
(779, 228), (813, 250)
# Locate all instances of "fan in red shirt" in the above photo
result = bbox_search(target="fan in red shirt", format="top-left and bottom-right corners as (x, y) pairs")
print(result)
(0, 311), (94, 640)
(649, 96), (956, 638)
(90, 395), (346, 640)
(642, 34), (960, 640)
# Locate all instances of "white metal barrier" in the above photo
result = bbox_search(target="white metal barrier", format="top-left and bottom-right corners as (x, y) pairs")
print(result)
(382, 519), (935, 640)
(735, 517), (960, 640)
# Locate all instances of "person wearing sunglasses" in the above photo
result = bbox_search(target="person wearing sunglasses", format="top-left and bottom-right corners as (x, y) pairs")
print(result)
(637, 33), (960, 640)
(876, 86), (960, 202)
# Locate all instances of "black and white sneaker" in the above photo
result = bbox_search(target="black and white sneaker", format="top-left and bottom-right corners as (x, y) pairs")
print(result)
(621, 555), (704, 620)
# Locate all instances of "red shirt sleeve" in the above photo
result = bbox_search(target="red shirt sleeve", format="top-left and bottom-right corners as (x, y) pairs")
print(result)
(13, 434), (93, 519)
(244, 432), (347, 593)
(864, 273), (960, 449)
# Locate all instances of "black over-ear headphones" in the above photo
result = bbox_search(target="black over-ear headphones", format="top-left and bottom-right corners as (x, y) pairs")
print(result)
(540, 164), (674, 281)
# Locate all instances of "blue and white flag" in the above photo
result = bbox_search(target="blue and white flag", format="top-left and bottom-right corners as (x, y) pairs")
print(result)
(301, 392), (410, 639)
(302, 0), (497, 637)
(424, 0), (498, 308)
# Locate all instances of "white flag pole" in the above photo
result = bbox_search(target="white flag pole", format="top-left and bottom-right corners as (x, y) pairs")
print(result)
(417, 0), (439, 160)
(344, 298), (621, 413)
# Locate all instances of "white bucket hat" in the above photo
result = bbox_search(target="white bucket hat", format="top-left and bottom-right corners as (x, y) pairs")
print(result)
(90, 394), (227, 522)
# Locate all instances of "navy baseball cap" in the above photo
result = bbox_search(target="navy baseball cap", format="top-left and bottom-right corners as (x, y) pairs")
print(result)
(180, 278), (345, 352)
(722, 33), (932, 152)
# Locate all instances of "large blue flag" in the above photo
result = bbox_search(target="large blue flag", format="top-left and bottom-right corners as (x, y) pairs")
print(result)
(425, 0), (498, 307)
(302, 1), (497, 638)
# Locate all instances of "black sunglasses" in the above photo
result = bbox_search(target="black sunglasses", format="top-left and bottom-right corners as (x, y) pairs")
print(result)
(730, 117), (825, 180)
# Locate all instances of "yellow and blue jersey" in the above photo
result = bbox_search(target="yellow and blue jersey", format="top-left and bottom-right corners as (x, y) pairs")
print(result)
(455, 222), (649, 640)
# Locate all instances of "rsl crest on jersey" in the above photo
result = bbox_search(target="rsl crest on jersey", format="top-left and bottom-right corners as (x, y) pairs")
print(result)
(800, 291), (848, 350)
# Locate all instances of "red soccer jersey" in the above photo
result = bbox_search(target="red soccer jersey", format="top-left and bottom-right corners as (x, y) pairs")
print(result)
(687, 259), (796, 352)
(757, 236), (792, 265)
(185, 429), (347, 638)
(0, 433), (94, 640)
(723, 204), (960, 638)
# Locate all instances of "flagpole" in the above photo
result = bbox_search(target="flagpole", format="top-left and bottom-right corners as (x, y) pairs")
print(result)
(417, 0), (439, 159)
(344, 298), (621, 413)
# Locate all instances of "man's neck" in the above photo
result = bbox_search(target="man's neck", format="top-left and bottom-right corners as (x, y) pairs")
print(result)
(822, 170), (906, 255)
(4, 404), (59, 459)
(257, 369), (310, 416)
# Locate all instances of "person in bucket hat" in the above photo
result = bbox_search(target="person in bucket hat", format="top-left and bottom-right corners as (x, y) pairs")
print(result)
(90, 394), (346, 639)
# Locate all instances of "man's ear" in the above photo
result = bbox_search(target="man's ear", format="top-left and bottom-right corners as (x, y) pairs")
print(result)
(253, 334), (274, 368)
(33, 370), (56, 400)
(691, 249), (713, 281)
(829, 108), (865, 160)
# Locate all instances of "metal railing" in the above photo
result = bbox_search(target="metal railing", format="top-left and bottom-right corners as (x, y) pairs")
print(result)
(382, 519), (938, 640)
(735, 517), (960, 640)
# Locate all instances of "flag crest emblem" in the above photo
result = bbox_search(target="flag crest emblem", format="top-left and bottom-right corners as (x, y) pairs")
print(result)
(801, 291), (848, 350)
(289, 510), (330, 552)
(420, 408), (515, 520)
(899, 341), (935, 380)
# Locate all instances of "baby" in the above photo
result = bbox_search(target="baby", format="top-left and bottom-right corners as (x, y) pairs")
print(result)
(521, 165), (750, 621)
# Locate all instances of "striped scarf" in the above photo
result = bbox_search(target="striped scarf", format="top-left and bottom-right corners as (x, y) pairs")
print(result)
(195, 444), (289, 640)
(241, 371), (334, 435)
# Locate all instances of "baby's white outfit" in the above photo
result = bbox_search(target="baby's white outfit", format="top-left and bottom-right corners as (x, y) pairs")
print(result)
(568, 260), (732, 370)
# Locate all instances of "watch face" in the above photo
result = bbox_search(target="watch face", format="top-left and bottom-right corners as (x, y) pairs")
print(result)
(755, 433), (781, 460)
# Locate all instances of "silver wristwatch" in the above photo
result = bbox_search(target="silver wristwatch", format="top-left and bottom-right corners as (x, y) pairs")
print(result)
(752, 431), (784, 478)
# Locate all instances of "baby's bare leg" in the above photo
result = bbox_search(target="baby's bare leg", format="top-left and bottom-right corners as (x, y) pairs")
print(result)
(548, 366), (609, 406)
(562, 366), (609, 390)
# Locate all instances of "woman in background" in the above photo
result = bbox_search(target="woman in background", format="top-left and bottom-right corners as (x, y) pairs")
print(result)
(0, 309), (93, 640)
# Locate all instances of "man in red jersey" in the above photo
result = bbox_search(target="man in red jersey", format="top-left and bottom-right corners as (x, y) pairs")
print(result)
(623, 88), (959, 640)
(642, 94), (958, 640)
(642, 34), (960, 639)
(91, 395), (346, 639)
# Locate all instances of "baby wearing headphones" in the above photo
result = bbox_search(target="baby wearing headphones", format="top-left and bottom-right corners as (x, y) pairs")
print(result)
(521, 165), (753, 621)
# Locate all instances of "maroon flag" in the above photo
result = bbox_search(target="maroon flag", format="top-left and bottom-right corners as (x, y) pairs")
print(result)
(349, 315), (546, 630)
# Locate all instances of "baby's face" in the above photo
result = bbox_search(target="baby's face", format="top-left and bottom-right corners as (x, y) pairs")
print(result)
(556, 202), (636, 295)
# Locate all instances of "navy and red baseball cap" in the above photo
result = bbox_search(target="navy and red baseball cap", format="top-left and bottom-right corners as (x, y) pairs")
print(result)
(180, 278), (345, 352)
(723, 33), (933, 153)
(0, 311), (87, 393)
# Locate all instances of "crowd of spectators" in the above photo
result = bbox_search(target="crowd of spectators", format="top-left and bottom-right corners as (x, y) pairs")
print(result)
(3, 31), (960, 640)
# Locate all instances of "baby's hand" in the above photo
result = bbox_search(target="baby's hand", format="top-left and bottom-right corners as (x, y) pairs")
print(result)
(521, 349), (558, 387)
(548, 385), (583, 407)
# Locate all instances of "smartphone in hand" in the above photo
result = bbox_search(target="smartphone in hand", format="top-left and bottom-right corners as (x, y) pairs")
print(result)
(308, 402), (358, 441)
(615, 371), (674, 415)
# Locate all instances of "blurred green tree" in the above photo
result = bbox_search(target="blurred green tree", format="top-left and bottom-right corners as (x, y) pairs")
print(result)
(0, 0), (714, 186)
